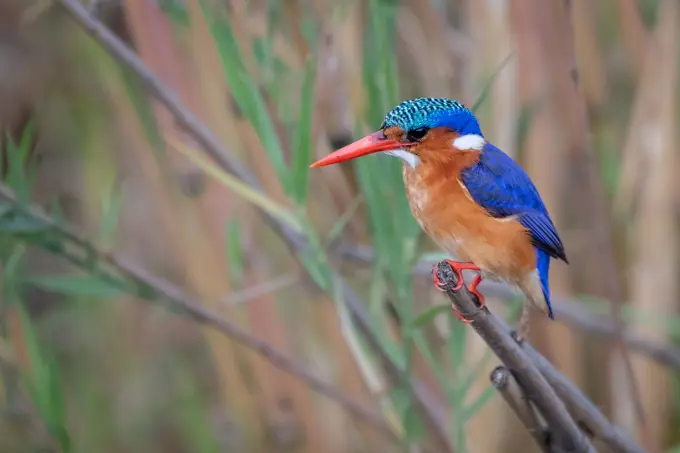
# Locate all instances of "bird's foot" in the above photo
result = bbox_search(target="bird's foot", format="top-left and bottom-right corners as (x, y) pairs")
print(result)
(433, 261), (484, 324)
(432, 260), (481, 292)
(467, 274), (486, 309)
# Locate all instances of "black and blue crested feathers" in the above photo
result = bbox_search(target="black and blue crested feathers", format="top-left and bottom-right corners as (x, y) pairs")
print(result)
(382, 97), (483, 136)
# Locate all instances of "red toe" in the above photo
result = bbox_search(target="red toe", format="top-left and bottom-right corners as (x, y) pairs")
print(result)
(433, 260), (483, 324)
(467, 274), (486, 309)
(442, 260), (481, 291)
(432, 266), (447, 291)
(452, 304), (473, 324)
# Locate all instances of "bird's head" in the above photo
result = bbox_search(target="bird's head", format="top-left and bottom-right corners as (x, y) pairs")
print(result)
(310, 97), (485, 169)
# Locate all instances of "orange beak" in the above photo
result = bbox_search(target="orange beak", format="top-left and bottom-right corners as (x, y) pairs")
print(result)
(310, 131), (408, 168)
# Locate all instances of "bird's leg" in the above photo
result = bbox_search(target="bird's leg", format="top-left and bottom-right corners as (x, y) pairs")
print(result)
(513, 304), (532, 343)
(450, 275), (485, 324)
(432, 260), (481, 292)
(466, 274), (485, 309)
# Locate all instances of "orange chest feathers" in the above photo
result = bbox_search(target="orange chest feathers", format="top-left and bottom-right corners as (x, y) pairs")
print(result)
(402, 161), (536, 281)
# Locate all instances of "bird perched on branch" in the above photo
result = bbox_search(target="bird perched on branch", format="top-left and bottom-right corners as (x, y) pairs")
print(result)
(310, 98), (567, 334)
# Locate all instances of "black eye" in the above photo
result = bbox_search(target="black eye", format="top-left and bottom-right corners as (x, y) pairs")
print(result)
(406, 127), (429, 142)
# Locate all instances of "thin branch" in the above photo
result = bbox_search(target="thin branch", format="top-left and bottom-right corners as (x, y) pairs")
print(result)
(0, 186), (398, 442)
(335, 242), (680, 370)
(51, 1), (452, 449)
(219, 272), (300, 307)
(490, 366), (552, 453)
(435, 261), (594, 453)
(436, 261), (644, 453)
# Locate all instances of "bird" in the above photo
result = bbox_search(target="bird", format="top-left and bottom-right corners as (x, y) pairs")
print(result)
(310, 97), (567, 335)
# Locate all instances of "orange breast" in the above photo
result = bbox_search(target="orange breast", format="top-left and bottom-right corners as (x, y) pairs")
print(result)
(403, 163), (536, 283)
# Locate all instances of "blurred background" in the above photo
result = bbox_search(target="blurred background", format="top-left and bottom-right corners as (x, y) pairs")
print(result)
(0, 0), (678, 452)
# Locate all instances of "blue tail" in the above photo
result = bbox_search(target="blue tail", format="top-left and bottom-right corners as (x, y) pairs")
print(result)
(536, 249), (554, 320)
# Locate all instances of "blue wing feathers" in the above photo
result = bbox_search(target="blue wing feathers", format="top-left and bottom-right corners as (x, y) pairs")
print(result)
(460, 143), (568, 263)
(517, 211), (567, 262)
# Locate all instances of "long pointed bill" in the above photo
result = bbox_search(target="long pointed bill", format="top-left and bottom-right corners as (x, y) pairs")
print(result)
(310, 131), (406, 168)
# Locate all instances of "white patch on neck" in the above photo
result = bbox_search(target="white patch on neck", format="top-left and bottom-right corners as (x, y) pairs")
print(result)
(385, 149), (420, 169)
(453, 134), (486, 151)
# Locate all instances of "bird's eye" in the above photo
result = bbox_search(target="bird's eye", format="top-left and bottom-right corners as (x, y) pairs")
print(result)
(406, 127), (429, 142)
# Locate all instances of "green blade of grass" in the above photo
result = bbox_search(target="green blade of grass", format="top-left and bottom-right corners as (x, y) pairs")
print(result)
(202, 4), (290, 190)
(225, 219), (244, 289)
(19, 304), (71, 452)
(290, 57), (317, 205)
(4, 123), (36, 206)
(25, 274), (126, 299)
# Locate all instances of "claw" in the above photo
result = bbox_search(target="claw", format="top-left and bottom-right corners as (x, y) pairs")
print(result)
(432, 266), (447, 292)
(452, 304), (474, 324)
(432, 260), (481, 291)
(433, 260), (483, 324)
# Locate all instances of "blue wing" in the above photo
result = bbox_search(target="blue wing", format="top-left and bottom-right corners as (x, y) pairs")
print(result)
(459, 142), (568, 263)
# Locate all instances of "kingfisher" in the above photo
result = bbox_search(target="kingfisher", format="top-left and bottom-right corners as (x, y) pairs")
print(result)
(310, 98), (568, 328)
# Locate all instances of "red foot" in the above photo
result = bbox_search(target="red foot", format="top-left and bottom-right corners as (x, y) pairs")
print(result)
(432, 260), (481, 291)
(432, 260), (484, 324)
(467, 274), (486, 309)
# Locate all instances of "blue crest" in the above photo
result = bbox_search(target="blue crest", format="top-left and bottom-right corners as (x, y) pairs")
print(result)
(382, 98), (483, 136)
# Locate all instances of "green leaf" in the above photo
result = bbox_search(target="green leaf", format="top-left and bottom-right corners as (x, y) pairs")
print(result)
(175, 370), (221, 453)
(297, 239), (332, 292)
(454, 348), (495, 403)
(19, 305), (71, 452)
(119, 67), (165, 153)
(323, 195), (363, 245)
(99, 184), (124, 248)
(290, 57), (317, 205)
(516, 102), (537, 154)
(461, 386), (498, 423)
(2, 244), (26, 309)
(448, 310), (468, 373)
(403, 404), (426, 442)
(471, 53), (515, 114)
(4, 122), (36, 205)
(159, 0), (189, 25)
(389, 386), (425, 443)
(225, 220), (244, 288)
(410, 304), (450, 329)
(26, 274), (125, 299)
(243, 79), (289, 186)
(19, 119), (35, 154)
(204, 6), (289, 189)
(0, 202), (13, 219)
(4, 149), (25, 205)
(0, 211), (47, 233)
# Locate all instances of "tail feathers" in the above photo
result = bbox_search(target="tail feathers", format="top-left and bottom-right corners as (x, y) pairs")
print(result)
(536, 249), (554, 320)
(520, 249), (554, 320)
